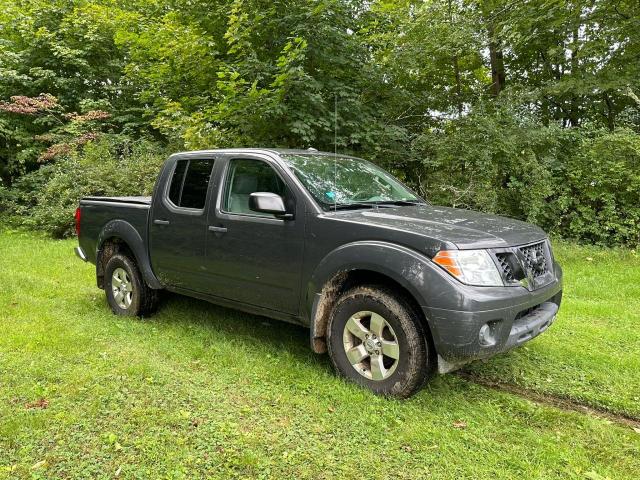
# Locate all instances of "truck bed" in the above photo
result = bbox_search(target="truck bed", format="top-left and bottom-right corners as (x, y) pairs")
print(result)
(82, 196), (152, 205)
(78, 195), (152, 266)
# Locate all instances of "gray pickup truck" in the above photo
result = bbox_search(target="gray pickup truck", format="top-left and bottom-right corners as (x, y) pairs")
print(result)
(74, 148), (562, 397)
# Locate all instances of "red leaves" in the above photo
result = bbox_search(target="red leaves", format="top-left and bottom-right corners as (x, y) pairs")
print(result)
(0, 94), (58, 115)
(38, 132), (101, 162)
(64, 110), (111, 122)
(39, 144), (73, 162)
(76, 132), (100, 144)
(1, 93), (110, 162)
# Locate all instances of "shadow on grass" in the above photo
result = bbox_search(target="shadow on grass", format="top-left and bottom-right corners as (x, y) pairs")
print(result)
(145, 291), (471, 402)
(153, 291), (323, 357)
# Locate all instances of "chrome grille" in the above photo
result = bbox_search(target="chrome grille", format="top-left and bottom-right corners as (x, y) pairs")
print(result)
(495, 253), (515, 281)
(492, 240), (553, 289)
(519, 242), (549, 278)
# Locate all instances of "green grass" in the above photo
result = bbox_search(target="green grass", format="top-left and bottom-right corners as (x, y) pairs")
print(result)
(0, 229), (639, 479)
(465, 241), (640, 419)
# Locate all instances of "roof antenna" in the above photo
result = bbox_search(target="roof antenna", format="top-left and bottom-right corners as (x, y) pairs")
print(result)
(333, 93), (337, 212)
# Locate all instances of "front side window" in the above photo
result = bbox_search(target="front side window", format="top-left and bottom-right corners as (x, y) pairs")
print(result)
(281, 154), (422, 209)
(167, 158), (214, 210)
(224, 159), (287, 216)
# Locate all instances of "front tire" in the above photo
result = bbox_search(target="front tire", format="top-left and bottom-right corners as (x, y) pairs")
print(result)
(104, 253), (159, 317)
(327, 285), (431, 398)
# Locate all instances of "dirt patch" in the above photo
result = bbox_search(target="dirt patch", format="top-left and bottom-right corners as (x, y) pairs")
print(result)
(25, 398), (49, 410)
(456, 372), (640, 430)
(311, 271), (348, 353)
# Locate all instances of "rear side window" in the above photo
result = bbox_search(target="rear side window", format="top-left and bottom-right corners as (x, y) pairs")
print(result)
(167, 158), (214, 209)
(168, 160), (188, 205)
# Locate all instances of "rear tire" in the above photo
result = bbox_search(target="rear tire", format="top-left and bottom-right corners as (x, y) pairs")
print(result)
(104, 253), (159, 317)
(327, 285), (431, 398)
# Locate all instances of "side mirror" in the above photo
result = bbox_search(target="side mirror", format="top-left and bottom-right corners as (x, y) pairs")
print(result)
(249, 192), (292, 219)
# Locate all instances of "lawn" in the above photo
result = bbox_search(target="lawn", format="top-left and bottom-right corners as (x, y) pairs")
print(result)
(0, 229), (638, 479)
(465, 242), (640, 419)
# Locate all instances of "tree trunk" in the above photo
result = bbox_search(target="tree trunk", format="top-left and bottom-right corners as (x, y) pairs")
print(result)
(487, 22), (505, 96)
(603, 92), (615, 131)
(448, 0), (463, 116)
(453, 54), (463, 117)
(567, 23), (581, 127)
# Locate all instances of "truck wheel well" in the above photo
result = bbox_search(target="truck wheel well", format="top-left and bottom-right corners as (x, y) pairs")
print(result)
(311, 269), (436, 361)
(96, 237), (135, 289)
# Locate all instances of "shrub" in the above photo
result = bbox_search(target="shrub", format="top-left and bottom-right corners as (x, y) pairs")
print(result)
(548, 130), (640, 246)
(2, 123), (639, 247)
(0, 164), (56, 217)
(405, 110), (640, 247)
(3, 136), (166, 237)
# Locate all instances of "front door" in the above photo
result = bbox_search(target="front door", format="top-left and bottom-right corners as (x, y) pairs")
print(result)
(204, 155), (305, 315)
(149, 155), (216, 291)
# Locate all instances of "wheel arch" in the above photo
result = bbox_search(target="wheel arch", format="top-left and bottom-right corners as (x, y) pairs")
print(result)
(95, 220), (162, 290)
(306, 241), (438, 358)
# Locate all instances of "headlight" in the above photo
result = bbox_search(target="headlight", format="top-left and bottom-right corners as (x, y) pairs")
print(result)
(432, 249), (504, 286)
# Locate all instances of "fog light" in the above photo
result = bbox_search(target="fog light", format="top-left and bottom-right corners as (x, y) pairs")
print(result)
(479, 323), (497, 346)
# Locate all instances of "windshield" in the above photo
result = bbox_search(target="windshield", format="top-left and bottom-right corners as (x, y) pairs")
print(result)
(281, 154), (423, 209)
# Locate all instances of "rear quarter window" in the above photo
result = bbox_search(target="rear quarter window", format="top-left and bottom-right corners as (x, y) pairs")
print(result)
(167, 158), (214, 209)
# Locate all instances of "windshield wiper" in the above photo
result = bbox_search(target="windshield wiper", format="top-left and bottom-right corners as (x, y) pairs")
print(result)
(330, 202), (380, 210)
(329, 200), (424, 210)
(375, 200), (426, 206)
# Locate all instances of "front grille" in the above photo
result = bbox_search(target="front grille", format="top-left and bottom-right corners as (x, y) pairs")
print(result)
(495, 253), (515, 281)
(519, 241), (549, 278)
(492, 240), (553, 289)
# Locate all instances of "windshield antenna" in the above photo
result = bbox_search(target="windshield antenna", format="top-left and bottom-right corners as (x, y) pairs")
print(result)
(333, 93), (337, 212)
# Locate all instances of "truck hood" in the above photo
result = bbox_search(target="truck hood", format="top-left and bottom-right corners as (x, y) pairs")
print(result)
(325, 204), (546, 249)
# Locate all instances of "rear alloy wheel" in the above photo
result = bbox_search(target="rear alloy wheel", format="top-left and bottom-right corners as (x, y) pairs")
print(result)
(328, 285), (431, 398)
(104, 253), (159, 317)
(111, 267), (133, 310)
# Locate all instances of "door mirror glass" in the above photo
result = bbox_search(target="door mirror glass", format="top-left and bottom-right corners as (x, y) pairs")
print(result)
(249, 192), (286, 215)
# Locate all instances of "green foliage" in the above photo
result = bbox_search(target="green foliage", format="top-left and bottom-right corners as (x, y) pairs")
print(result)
(2, 136), (166, 237)
(404, 104), (640, 246)
(553, 130), (640, 245)
(0, 0), (149, 179)
(0, 0), (639, 245)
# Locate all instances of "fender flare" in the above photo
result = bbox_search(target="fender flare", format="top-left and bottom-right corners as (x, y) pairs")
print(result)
(306, 241), (441, 352)
(96, 219), (162, 289)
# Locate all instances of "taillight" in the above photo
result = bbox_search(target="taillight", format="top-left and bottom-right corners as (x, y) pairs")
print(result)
(75, 207), (81, 236)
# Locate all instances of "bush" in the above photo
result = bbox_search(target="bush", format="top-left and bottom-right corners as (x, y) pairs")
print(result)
(2, 123), (638, 247)
(409, 111), (567, 217)
(548, 130), (640, 246)
(0, 164), (56, 218)
(2, 136), (167, 237)
(404, 107), (640, 247)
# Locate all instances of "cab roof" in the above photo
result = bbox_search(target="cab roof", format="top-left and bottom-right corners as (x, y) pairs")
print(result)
(170, 148), (361, 159)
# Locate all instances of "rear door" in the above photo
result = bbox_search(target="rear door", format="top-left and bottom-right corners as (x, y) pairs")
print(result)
(149, 154), (216, 291)
(203, 153), (305, 315)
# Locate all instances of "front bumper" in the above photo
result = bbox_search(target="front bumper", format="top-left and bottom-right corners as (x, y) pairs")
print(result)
(423, 264), (563, 373)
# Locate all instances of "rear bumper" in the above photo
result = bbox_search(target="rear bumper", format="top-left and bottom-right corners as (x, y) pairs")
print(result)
(74, 246), (88, 262)
(423, 264), (563, 373)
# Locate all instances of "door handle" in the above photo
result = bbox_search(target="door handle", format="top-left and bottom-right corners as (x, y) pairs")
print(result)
(153, 219), (170, 225)
(208, 225), (228, 234)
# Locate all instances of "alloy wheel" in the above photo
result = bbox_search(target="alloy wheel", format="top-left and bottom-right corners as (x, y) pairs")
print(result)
(111, 267), (133, 309)
(342, 310), (400, 381)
